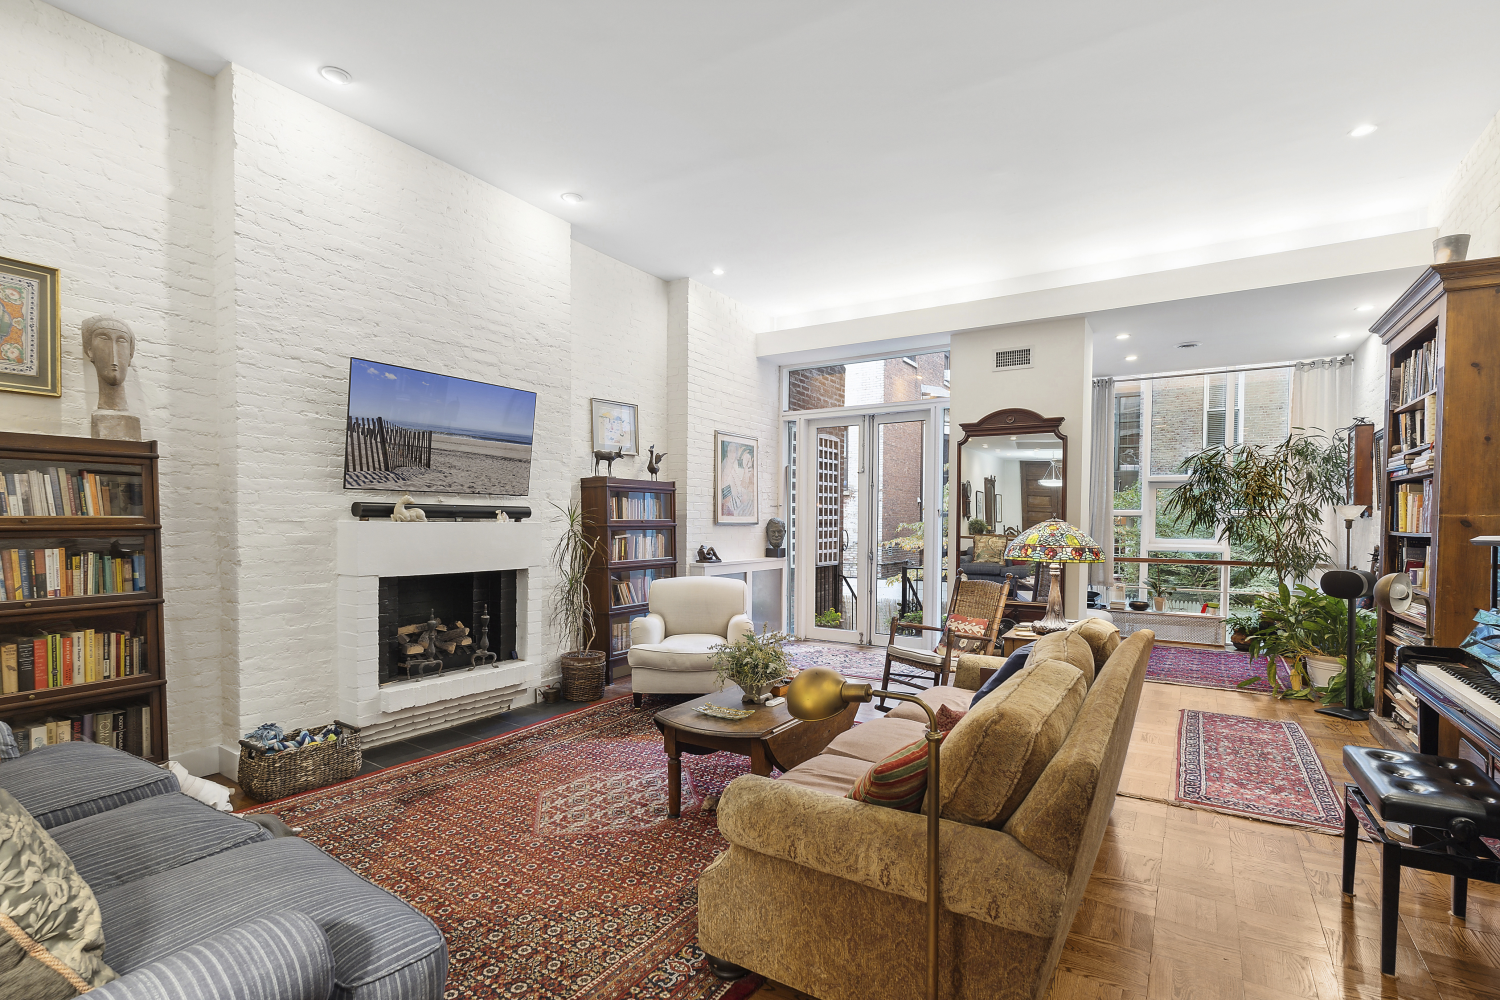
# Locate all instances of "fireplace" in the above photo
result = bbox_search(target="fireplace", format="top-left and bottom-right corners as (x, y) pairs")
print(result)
(335, 520), (544, 746)
(378, 571), (518, 683)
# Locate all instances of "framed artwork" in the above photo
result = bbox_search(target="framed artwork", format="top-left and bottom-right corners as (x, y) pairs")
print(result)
(591, 398), (638, 456)
(0, 256), (60, 397)
(715, 430), (758, 524)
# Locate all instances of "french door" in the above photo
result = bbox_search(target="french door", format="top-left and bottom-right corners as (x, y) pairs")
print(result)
(795, 409), (943, 645)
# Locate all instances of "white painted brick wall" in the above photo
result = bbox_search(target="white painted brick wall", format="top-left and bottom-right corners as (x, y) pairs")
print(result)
(1433, 108), (1500, 260)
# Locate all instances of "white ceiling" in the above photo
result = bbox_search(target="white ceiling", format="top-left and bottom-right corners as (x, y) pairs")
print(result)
(46, 1), (1500, 322)
(1088, 266), (1424, 377)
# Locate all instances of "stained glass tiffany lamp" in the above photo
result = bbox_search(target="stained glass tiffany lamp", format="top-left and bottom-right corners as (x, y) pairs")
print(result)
(1003, 518), (1104, 634)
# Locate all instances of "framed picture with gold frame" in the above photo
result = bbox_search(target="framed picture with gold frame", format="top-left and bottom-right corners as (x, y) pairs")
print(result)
(0, 256), (61, 397)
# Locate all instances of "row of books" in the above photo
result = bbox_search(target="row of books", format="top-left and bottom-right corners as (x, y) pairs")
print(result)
(1392, 481), (1432, 533)
(610, 572), (661, 607)
(0, 630), (145, 694)
(610, 619), (632, 653)
(1392, 398), (1437, 451)
(2, 547), (146, 601)
(608, 493), (670, 521)
(9, 705), (151, 756)
(1391, 341), (1437, 406)
(611, 531), (670, 561)
(1386, 680), (1420, 736)
(1389, 620), (1428, 646)
(0, 467), (142, 517)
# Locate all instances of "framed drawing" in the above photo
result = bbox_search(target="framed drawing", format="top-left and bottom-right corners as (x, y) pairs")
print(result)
(0, 256), (60, 397)
(591, 398), (638, 456)
(715, 430), (758, 524)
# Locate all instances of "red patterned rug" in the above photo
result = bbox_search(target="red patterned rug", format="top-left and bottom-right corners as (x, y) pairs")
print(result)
(1174, 710), (1344, 832)
(245, 696), (764, 1000)
(1147, 646), (1289, 694)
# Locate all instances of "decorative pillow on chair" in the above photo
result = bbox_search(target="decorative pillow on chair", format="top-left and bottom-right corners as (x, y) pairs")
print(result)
(847, 733), (946, 811)
(933, 615), (990, 660)
(935, 705), (967, 732)
(0, 788), (116, 997)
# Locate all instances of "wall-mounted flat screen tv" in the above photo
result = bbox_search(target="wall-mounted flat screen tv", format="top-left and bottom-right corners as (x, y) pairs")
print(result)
(343, 358), (537, 496)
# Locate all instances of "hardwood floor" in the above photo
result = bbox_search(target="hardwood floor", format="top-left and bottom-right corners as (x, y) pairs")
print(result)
(751, 680), (1500, 1000)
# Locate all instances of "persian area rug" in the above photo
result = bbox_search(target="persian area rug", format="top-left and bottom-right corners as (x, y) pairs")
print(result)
(244, 696), (764, 1000)
(785, 640), (888, 680)
(1174, 710), (1344, 832)
(1147, 645), (1289, 694)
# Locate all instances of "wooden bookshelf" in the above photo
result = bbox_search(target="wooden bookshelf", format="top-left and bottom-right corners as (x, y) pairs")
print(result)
(579, 476), (677, 682)
(1371, 259), (1500, 745)
(0, 432), (166, 760)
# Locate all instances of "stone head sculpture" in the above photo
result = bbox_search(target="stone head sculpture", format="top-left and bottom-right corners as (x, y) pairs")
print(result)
(82, 315), (135, 411)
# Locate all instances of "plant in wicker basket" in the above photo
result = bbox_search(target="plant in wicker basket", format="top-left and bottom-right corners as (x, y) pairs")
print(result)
(710, 625), (792, 704)
(551, 500), (606, 701)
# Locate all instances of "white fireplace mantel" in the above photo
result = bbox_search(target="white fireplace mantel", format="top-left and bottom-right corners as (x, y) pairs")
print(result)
(335, 519), (546, 742)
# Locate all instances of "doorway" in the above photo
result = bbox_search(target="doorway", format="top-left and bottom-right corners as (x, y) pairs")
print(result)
(793, 406), (946, 645)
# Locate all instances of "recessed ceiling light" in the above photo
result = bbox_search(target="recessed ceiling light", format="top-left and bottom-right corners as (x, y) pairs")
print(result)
(712, 268), (725, 276)
(559, 192), (584, 204)
(1335, 333), (1353, 339)
(318, 66), (352, 85)
(1124, 355), (1138, 361)
(1349, 123), (1378, 138)
(1115, 333), (1130, 340)
(1176, 341), (1200, 349)
(1355, 304), (1375, 312)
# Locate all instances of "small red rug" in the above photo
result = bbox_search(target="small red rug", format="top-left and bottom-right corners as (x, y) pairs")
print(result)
(1147, 646), (1289, 694)
(244, 696), (764, 1000)
(1174, 710), (1344, 832)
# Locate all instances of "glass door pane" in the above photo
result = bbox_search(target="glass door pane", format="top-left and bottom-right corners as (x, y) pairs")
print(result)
(873, 416), (926, 645)
(807, 420), (863, 642)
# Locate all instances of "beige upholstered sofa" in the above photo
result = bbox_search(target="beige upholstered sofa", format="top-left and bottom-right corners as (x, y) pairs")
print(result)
(627, 576), (753, 706)
(698, 619), (1153, 1000)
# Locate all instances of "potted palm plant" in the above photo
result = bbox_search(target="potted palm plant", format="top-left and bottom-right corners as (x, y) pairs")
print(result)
(551, 500), (605, 701)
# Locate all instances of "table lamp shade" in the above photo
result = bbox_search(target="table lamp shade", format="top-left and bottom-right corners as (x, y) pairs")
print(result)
(1003, 519), (1104, 563)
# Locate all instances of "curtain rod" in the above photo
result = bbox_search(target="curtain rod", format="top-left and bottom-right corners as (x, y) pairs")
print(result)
(1107, 354), (1352, 383)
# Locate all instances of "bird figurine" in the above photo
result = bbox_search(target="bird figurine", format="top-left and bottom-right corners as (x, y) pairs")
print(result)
(646, 445), (666, 481)
(390, 494), (427, 522)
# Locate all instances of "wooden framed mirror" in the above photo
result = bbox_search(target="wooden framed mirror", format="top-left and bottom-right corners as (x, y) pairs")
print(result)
(954, 408), (1068, 622)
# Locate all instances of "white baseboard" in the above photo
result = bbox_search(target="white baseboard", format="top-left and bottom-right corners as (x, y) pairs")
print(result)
(168, 744), (224, 778)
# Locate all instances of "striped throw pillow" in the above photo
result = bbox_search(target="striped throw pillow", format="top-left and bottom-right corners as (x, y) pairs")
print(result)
(847, 733), (946, 811)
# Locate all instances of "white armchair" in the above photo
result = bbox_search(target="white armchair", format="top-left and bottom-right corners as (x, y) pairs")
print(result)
(627, 576), (753, 706)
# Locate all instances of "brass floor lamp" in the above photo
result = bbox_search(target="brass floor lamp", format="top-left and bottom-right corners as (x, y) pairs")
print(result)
(785, 667), (944, 1000)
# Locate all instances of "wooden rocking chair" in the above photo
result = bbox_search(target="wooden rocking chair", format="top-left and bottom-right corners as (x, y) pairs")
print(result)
(879, 578), (1011, 710)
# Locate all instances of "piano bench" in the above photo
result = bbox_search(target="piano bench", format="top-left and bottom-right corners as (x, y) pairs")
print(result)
(1342, 746), (1500, 977)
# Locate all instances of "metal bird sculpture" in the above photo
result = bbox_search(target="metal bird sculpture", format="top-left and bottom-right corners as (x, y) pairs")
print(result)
(646, 445), (666, 481)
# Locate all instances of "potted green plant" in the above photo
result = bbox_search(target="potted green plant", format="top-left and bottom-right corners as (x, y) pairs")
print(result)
(550, 500), (605, 701)
(710, 626), (792, 703)
(1145, 577), (1167, 612)
(1224, 609), (1261, 651)
(1160, 431), (1349, 585)
(815, 607), (843, 628)
(1242, 583), (1377, 698)
(967, 518), (990, 535)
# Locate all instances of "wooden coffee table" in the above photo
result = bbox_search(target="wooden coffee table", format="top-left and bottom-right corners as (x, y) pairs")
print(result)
(652, 685), (859, 818)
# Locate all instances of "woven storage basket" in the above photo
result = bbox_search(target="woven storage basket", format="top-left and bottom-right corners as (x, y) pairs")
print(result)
(237, 721), (362, 802)
(561, 651), (607, 702)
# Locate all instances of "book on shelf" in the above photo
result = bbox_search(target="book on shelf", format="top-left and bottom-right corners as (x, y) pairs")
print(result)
(10, 705), (149, 757)
(0, 467), (143, 518)
(1392, 481), (1432, 533)
(610, 619), (632, 653)
(1391, 341), (1436, 407)
(611, 531), (668, 561)
(607, 493), (668, 521)
(0, 629), (144, 695)
(1389, 621), (1427, 646)
(1, 546), (146, 601)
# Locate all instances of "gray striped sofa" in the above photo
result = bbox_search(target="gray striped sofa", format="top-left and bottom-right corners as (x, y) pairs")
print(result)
(0, 741), (448, 1000)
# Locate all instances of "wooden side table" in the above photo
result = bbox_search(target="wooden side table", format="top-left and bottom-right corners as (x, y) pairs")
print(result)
(653, 685), (858, 817)
(1000, 628), (1041, 657)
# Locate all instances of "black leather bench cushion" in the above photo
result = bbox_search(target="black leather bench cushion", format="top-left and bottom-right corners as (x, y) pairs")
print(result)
(1344, 745), (1500, 835)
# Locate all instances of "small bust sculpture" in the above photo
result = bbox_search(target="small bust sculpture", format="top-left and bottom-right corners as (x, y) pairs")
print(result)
(765, 516), (787, 557)
(82, 315), (140, 441)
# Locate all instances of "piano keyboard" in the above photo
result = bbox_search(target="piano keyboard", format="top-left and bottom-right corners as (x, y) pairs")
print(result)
(1414, 660), (1500, 735)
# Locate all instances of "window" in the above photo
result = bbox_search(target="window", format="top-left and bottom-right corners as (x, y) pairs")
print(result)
(1111, 368), (1293, 613)
(785, 351), (951, 411)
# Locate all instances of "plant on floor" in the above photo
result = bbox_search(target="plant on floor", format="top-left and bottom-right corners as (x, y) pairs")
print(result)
(1241, 583), (1377, 699)
(710, 625), (791, 701)
(1159, 430), (1349, 585)
(549, 500), (599, 657)
(1318, 649), (1377, 711)
(815, 607), (843, 628)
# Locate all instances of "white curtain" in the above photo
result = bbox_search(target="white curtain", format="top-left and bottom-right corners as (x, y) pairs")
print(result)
(1088, 377), (1114, 588)
(1290, 357), (1355, 573)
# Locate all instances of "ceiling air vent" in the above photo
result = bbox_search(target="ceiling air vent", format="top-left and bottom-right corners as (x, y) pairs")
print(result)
(993, 347), (1032, 371)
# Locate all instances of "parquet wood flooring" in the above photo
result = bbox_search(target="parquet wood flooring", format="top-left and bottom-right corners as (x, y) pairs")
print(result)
(749, 681), (1500, 1000)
